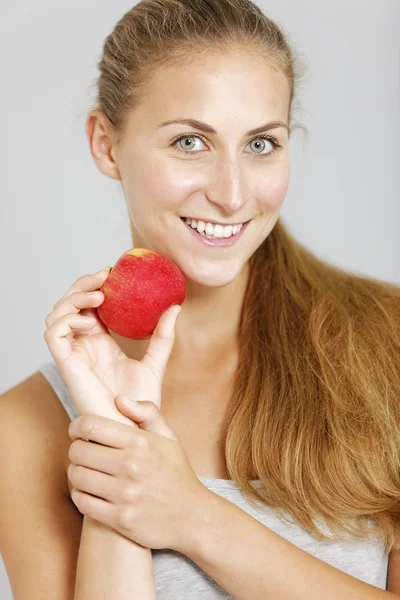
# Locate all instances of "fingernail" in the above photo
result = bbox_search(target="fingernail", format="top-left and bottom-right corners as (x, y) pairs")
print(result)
(100, 267), (112, 275)
(172, 305), (181, 318)
(119, 395), (137, 407)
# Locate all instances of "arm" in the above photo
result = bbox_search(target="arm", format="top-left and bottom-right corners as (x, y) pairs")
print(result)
(70, 405), (156, 599)
(186, 491), (398, 600)
(0, 372), (156, 600)
(0, 374), (82, 599)
(74, 517), (155, 600)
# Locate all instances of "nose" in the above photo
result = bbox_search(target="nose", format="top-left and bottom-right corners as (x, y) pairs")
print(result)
(205, 158), (247, 216)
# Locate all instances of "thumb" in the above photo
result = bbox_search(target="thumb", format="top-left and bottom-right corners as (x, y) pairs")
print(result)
(115, 396), (178, 440)
(141, 304), (181, 382)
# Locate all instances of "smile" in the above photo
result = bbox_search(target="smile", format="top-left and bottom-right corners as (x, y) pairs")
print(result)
(180, 217), (251, 247)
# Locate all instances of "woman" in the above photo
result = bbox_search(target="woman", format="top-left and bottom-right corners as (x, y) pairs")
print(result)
(1, 0), (400, 598)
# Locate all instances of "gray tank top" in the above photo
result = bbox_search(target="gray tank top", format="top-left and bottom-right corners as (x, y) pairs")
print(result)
(38, 360), (389, 597)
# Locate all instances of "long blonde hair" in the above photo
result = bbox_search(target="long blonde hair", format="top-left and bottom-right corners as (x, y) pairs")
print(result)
(89, 0), (400, 553)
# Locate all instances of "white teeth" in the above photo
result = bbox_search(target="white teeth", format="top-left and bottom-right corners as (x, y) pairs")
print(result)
(197, 220), (206, 233)
(223, 226), (233, 237)
(205, 222), (214, 235)
(184, 217), (244, 239)
(213, 225), (224, 238)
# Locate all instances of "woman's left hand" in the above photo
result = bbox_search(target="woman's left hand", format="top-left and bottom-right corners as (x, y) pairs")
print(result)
(68, 396), (212, 555)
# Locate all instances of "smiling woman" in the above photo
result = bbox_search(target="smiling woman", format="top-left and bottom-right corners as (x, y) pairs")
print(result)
(1, 0), (400, 599)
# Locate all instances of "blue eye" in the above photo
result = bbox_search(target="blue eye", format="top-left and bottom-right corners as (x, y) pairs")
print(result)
(171, 133), (282, 158)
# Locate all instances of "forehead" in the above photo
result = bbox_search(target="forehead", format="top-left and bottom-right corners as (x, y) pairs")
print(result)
(134, 52), (291, 128)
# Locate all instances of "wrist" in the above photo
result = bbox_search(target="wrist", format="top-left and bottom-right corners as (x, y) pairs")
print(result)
(176, 487), (224, 560)
(83, 516), (152, 551)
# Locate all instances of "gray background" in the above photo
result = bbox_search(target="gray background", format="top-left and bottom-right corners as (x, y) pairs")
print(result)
(1, 0), (399, 597)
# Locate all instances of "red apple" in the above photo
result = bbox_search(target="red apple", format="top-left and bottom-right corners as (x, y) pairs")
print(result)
(97, 248), (186, 340)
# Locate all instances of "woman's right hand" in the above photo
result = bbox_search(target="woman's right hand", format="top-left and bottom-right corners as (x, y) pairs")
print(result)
(43, 268), (180, 428)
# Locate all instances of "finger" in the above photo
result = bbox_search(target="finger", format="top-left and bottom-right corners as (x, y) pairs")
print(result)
(70, 488), (117, 528)
(68, 464), (116, 502)
(44, 312), (98, 364)
(61, 269), (111, 301)
(69, 439), (121, 476)
(45, 290), (104, 329)
(69, 415), (139, 449)
(141, 305), (181, 382)
(45, 268), (110, 327)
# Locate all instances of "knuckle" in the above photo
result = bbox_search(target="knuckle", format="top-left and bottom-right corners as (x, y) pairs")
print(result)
(76, 275), (88, 288)
(73, 290), (85, 303)
(43, 319), (53, 333)
(74, 493), (87, 515)
(145, 401), (159, 419)
(67, 420), (74, 438)
(68, 440), (81, 463)
(117, 506), (135, 530)
(70, 465), (84, 486)
(121, 483), (137, 503)
(124, 455), (140, 479)
(80, 416), (95, 438)
(149, 400), (159, 414)
(135, 435), (148, 452)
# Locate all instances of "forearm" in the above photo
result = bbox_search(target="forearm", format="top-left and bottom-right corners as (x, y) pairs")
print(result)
(187, 492), (397, 600)
(74, 516), (156, 600)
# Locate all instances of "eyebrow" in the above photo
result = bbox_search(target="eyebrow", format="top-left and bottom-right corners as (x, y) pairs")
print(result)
(158, 118), (288, 137)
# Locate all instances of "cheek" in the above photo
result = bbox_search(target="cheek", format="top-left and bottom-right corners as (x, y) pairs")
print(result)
(257, 163), (290, 211)
(139, 157), (194, 210)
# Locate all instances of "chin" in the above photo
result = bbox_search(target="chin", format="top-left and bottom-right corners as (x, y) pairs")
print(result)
(177, 259), (245, 289)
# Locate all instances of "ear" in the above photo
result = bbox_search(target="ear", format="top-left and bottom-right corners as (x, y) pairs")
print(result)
(86, 110), (122, 181)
